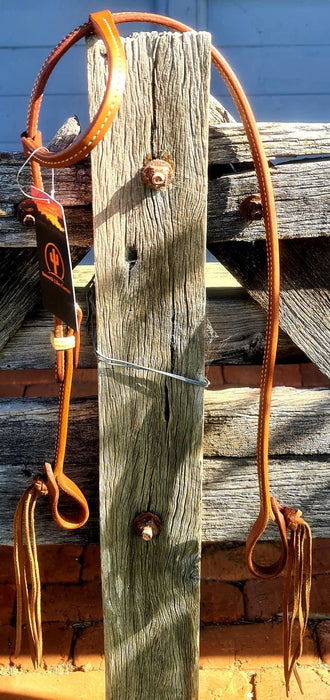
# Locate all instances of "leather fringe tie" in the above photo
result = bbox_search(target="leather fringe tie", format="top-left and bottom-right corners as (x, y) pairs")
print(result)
(281, 504), (312, 696)
(13, 474), (48, 668)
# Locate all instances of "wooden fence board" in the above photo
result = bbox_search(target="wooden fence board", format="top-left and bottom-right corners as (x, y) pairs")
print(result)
(0, 247), (89, 353)
(208, 160), (330, 242)
(202, 455), (329, 541)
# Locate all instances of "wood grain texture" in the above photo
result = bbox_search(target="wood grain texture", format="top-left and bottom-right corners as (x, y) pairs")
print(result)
(0, 247), (89, 353)
(209, 121), (330, 163)
(204, 387), (330, 457)
(87, 31), (210, 699)
(0, 249), (41, 350)
(209, 238), (330, 378)
(1, 387), (328, 544)
(2, 387), (327, 464)
(208, 160), (330, 242)
(0, 264), (304, 369)
(2, 124), (330, 246)
(1, 456), (328, 544)
(202, 455), (329, 541)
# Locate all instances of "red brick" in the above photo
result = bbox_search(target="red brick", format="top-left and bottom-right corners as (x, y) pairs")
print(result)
(272, 364), (302, 387)
(254, 667), (330, 700)
(0, 625), (15, 667)
(0, 547), (15, 584)
(0, 383), (26, 398)
(200, 625), (235, 669)
(0, 585), (15, 624)
(41, 582), (102, 623)
(71, 381), (98, 397)
(0, 669), (105, 699)
(200, 622), (316, 671)
(244, 577), (282, 620)
(205, 365), (224, 389)
(201, 541), (283, 581)
(200, 580), (244, 623)
(223, 365), (261, 387)
(310, 575), (330, 615)
(0, 546), (82, 586)
(245, 572), (330, 620)
(35, 545), (83, 584)
(199, 669), (250, 699)
(12, 622), (73, 671)
(0, 370), (54, 386)
(73, 622), (104, 670)
(222, 364), (302, 388)
(300, 363), (330, 387)
(317, 620), (330, 665)
(312, 539), (330, 575)
(25, 381), (59, 398)
(82, 545), (101, 582)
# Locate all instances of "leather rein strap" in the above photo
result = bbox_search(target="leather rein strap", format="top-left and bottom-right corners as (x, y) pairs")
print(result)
(15, 10), (311, 693)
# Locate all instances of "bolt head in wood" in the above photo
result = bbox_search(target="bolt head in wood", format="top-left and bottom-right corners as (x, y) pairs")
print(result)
(239, 194), (263, 221)
(17, 199), (36, 227)
(141, 158), (174, 190)
(133, 512), (161, 540)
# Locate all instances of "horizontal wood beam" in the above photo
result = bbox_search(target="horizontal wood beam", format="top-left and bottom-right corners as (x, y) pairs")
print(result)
(2, 455), (327, 544)
(1, 387), (328, 544)
(2, 388), (328, 464)
(203, 455), (329, 541)
(2, 124), (330, 246)
(209, 121), (330, 164)
(210, 238), (330, 378)
(208, 159), (330, 243)
(0, 265), (304, 368)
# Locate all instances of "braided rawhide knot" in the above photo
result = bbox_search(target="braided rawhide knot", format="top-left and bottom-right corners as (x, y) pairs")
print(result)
(282, 506), (303, 531)
(32, 474), (48, 495)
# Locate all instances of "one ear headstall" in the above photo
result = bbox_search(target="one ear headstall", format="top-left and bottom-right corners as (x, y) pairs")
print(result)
(14, 10), (311, 694)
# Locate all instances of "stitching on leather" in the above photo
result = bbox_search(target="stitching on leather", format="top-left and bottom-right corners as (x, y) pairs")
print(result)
(26, 18), (123, 168)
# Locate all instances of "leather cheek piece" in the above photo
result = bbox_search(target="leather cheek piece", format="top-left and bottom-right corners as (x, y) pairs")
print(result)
(21, 10), (126, 169)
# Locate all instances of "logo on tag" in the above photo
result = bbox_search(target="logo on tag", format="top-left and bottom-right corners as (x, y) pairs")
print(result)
(45, 243), (65, 280)
(31, 186), (78, 331)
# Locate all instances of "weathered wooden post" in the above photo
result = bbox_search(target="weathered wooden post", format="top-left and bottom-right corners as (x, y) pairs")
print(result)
(87, 31), (210, 698)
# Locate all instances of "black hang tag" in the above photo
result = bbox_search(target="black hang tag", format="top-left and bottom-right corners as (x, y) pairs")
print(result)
(31, 186), (78, 331)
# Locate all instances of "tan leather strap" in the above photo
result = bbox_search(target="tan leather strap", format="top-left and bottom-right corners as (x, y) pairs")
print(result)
(21, 10), (126, 188)
(47, 305), (89, 529)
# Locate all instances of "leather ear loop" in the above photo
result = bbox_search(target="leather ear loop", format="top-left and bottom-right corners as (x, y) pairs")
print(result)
(112, 12), (283, 579)
(21, 10), (126, 190)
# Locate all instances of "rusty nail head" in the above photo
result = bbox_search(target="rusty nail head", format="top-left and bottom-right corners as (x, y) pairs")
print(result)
(239, 194), (263, 221)
(17, 199), (36, 227)
(141, 158), (174, 190)
(133, 512), (161, 541)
